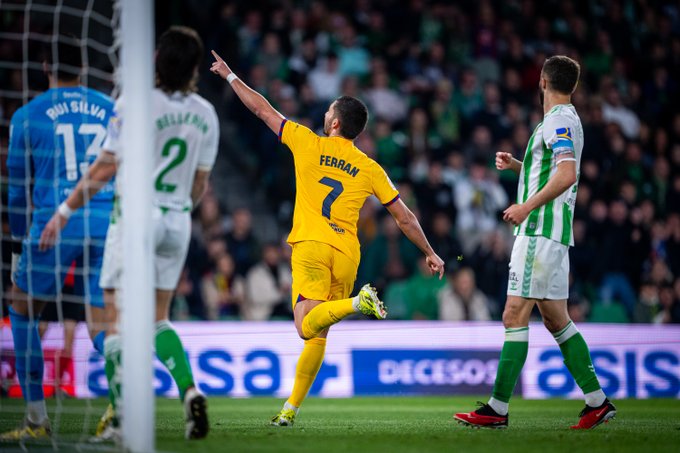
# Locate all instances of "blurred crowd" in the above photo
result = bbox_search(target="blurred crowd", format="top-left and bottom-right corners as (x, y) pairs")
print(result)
(2, 0), (680, 324)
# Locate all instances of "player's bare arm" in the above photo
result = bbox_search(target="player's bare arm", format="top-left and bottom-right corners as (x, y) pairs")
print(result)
(191, 169), (210, 208)
(503, 160), (576, 226)
(496, 151), (522, 175)
(39, 150), (117, 250)
(386, 198), (445, 279)
(210, 50), (284, 134)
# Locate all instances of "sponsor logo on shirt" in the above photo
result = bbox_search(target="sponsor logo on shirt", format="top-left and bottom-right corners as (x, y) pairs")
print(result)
(555, 127), (573, 141)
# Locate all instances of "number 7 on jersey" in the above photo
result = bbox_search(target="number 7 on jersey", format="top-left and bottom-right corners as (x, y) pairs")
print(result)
(319, 177), (344, 219)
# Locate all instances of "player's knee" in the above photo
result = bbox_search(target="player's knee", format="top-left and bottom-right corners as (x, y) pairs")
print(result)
(542, 315), (568, 334)
(294, 322), (309, 340)
(502, 305), (523, 328)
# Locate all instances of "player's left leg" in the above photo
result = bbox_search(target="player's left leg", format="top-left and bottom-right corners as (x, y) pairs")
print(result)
(0, 288), (51, 441)
(537, 299), (616, 429)
(155, 290), (197, 401)
(154, 210), (208, 440)
(540, 246), (615, 429)
(273, 247), (365, 427)
(155, 289), (208, 439)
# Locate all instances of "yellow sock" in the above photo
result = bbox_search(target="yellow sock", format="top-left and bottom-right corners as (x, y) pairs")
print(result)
(301, 298), (356, 339)
(287, 338), (327, 408)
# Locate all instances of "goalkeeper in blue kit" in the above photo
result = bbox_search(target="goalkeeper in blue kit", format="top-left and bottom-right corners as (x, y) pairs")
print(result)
(1, 37), (114, 440)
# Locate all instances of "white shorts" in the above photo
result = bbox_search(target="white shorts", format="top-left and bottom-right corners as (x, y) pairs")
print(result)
(100, 208), (191, 291)
(507, 235), (569, 300)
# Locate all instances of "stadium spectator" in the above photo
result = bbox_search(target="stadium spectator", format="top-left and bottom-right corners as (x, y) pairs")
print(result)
(224, 207), (260, 276)
(655, 283), (680, 324)
(359, 215), (420, 293)
(337, 25), (370, 77)
(596, 200), (638, 317)
(398, 257), (447, 320)
(414, 162), (456, 229)
(427, 212), (463, 271)
(454, 158), (508, 253)
(437, 267), (491, 321)
(602, 86), (641, 139)
(243, 243), (292, 321)
(374, 118), (407, 180)
(201, 253), (245, 320)
(468, 231), (510, 317)
(363, 69), (408, 124)
(307, 52), (342, 102)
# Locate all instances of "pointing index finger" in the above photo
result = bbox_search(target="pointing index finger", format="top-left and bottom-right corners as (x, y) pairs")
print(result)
(211, 50), (223, 62)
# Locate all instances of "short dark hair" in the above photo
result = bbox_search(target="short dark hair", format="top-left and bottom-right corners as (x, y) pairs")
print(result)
(156, 26), (204, 93)
(542, 55), (580, 95)
(333, 95), (368, 140)
(46, 35), (82, 81)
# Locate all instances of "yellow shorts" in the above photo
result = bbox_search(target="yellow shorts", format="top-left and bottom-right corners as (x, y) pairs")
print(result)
(291, 240), (358, 307)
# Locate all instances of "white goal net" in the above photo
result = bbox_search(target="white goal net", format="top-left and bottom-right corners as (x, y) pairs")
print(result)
(0, 0), (128, 449)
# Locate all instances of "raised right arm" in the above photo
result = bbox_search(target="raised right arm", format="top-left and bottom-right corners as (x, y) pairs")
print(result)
(210, 50), (285, 134)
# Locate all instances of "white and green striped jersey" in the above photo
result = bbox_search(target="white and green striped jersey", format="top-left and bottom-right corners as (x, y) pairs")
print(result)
(515, 104), (582, 246)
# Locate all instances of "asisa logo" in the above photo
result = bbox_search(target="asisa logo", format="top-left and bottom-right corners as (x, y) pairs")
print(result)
(535, 348), (679, 398)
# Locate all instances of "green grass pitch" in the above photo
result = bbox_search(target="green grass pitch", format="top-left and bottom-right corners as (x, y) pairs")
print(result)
(1, 397), (679, 452)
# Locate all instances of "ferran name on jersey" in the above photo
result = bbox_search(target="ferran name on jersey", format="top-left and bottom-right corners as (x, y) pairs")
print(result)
(46, 101), (107, 121)
(319, 154), (360, 177)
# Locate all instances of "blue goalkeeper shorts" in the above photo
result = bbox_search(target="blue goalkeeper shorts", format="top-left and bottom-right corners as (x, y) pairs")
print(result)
(14, 225), (106, 309)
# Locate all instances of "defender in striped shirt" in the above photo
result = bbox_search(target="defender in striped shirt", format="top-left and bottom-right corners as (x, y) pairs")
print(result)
(455, 56), (616, 430)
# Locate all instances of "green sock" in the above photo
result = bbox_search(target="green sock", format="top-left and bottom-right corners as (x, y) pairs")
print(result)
(104, 334), (122, 410)
(554, 321), (601, 394)
(491, 327), (529, 404)
(155, 320), (194, 401)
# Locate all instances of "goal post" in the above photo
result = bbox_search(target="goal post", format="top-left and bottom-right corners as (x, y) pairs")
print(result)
(118, 0), (155, 451)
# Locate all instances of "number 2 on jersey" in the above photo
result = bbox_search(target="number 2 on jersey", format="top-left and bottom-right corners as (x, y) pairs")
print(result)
(155, 137), (187, 193)
(319, 177), (344, 219)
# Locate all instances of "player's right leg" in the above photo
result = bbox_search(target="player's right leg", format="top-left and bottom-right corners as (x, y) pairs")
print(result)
(291, 242), (386, 341)
(1, 235), (80, 440)
(454, 295), (535, 428)
(455, 235), (543, 428)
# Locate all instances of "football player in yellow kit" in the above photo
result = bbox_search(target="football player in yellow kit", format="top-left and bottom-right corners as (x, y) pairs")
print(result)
(210, 51), (444, 426)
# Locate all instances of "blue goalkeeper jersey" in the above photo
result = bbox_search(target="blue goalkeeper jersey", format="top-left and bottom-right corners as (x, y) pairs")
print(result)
(7, 86), (115, 239)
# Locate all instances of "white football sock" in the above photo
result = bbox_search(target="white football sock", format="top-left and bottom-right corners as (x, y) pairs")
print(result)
(585, 389), (606, 408)
(27, 400), (48, 425)
(351, 295), (361, 312)
(488, 397), (509, 416)
(283, 401), (299, 414)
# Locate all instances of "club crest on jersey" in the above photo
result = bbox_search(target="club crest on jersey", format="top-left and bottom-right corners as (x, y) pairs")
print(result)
(555, 127), (573, 141)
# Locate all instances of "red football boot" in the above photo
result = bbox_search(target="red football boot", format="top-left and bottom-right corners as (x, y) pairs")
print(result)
(570, 399), (616, 429)
(454, 402), (508, 429)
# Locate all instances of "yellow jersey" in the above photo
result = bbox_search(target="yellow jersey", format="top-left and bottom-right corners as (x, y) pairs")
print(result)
(280, 119), (399, 265)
